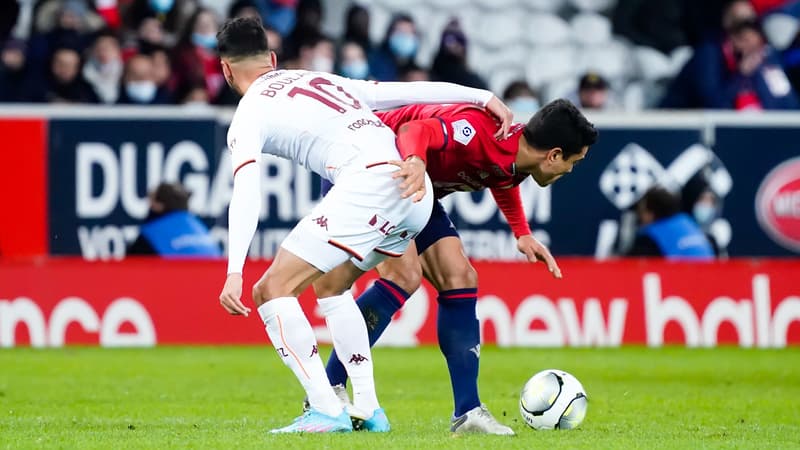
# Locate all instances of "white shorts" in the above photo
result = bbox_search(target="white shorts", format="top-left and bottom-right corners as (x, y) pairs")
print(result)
(281, 162), (434, 272)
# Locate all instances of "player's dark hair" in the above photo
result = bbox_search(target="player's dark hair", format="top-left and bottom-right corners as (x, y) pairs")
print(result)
(523, 99), (598, 159)
(217, 17), (269, 60)
(640, 186), (681, 220)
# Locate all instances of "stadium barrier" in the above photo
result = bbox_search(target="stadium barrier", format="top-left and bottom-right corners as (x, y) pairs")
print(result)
(1, 107), (799, 259)
(1, 258), (797, 348)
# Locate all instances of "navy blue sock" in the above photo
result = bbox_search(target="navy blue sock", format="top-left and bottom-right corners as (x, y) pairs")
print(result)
(325, 278), (409, 386)
(437, 288), (481, 417)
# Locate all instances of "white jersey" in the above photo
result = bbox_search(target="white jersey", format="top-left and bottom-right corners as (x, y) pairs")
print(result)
(226, 70), (495, 274)
(226, 70), (494, 183)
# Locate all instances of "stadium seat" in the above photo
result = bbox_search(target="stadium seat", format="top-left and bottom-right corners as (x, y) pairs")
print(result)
(525, 46), (577, 88)
(568, 0), (617, 12)
(427, 0), (469, 9)
(524, 0), (567, 13)
(542, 77), (578, 103)
(669, 46), (694, 78)
(763, 13), (800, 50)
(473, 0), (521, 10)
(489, 68), (527, 97)
(634, 46), (673, 81)
(525, 13), (571, 46)
(368, 6), (392, 44)
(569, 12), (612, 46)
(575, 40), (632, 82)
(378, 0), (425, 10)
(475, 13), (524, 48)
(622, 81), (646, 111)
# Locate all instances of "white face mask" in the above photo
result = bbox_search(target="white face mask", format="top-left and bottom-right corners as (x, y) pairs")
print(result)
(310, 56), (334, 73)
(125, 81), (157, 103)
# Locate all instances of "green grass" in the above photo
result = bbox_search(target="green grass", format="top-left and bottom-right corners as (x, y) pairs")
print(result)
(1, 346), (799, 449)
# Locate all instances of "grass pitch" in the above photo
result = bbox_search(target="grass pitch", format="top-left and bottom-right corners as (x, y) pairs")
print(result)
(1, 346), (799, 449)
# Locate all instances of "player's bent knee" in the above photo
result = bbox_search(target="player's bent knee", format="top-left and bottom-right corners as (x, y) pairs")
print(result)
(378, 260), (422, 294)
(436, 262), (478, 291)
(252, 276), (292, 305)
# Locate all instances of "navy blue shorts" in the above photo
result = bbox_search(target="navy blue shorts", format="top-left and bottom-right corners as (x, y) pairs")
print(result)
(320, 179), (458, 255)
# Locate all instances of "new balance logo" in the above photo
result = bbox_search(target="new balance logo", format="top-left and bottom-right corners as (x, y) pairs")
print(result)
(313, 216), (329, 230)
(310, 345), (318, 357)
(348, 353), (369, 365)
(469, 344), (480, 358)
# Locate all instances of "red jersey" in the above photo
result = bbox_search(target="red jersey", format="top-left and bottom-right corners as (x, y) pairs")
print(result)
(376, 104), (532, 238)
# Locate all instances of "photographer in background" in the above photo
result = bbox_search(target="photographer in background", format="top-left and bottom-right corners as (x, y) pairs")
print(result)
(127, 182), (221, 258)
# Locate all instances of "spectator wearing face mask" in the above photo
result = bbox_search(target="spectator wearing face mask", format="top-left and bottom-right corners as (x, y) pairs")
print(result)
(117, 53), (170, 105)
(83, 30), (124, 104)
(431, 19), (487, 89)
(681, 173), (726, 257)
(170, 8), (224, 103)
(369, 14), (419, 81)
(36, 46), (98, 103)
(627, 186), (715, 259)
(661, 0), (799, 109)
(337, 41), (370, 79)
(503, 80), (541, 116)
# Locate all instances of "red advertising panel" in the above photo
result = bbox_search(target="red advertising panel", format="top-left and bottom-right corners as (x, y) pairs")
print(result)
(0, 258), (798, 348)
(0, 118), (48, 257)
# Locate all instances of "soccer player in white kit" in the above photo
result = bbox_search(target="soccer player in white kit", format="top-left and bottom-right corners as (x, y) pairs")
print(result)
(215, 18), (513, 434)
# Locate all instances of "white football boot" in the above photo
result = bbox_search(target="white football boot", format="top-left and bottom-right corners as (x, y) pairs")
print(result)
(450, 404), (515, 435)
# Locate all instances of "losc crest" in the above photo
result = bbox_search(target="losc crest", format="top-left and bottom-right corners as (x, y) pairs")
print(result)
(756, 157), (800, 253)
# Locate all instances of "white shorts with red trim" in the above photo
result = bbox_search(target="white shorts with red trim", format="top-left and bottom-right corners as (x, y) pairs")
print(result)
(280, 163), (433, 273)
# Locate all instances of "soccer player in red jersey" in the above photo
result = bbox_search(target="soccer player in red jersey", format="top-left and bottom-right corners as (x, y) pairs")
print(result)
(315, 99), (597, 434)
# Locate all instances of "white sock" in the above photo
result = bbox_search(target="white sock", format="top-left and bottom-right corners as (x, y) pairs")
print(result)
(317, 291), (380, 414)
(258, 297), (343, 418)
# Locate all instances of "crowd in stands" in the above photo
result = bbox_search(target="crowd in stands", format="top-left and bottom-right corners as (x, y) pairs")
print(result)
(1, 0), (799, 110)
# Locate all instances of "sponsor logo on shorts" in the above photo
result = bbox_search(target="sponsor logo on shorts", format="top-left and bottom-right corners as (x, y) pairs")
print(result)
(310, 345), (318, 357)
(277, 347), (289, 357)
(348, 353), (369, 365)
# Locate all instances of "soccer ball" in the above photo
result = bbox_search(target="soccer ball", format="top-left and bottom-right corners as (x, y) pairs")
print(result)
(519, 369), (588, 430)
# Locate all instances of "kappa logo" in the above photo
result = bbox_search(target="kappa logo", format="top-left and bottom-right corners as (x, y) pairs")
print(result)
(348, 353), (369, 365)
(310, 345), (318, 357)
(313, 215), (329, 230)
(755, 157), (800, 252)
(452, 119), (476, 146)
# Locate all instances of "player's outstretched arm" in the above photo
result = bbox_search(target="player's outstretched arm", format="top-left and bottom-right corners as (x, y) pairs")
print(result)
(345, 78), (513, 139)
(517, 234), (562, 279)
(491, 186), (562, 279)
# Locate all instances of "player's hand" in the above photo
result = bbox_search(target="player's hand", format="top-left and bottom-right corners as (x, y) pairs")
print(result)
(219, 273), (251, 316)
(389, 156), (427, 202)
(517, 234), (562, 279)
(485, 95), (514, 141)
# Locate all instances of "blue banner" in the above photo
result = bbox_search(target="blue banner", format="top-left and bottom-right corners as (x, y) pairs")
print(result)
(46, 115), (800, 258)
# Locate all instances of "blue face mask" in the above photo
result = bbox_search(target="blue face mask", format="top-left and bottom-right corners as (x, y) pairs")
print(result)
(508, 97), (541, 115)
(340, 60), (369, 79)
(388, 32), (418, 59)
(125, 81), (157, 104)
(149, 0), (174, 14)
(192, 32), (217, 50)
(693, 203), (717, 226)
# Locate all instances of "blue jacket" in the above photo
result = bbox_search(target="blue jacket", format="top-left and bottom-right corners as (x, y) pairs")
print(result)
(639, 213), (714, 260)
(139, 211), (221, 258)
(661, 39), (800, 109)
